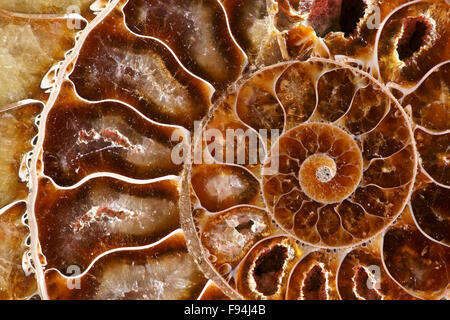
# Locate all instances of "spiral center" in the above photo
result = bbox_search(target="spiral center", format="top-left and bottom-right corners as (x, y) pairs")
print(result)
(265, 123), (364, 205)
(316, 165), (335, 183)
(299, 154), (337, 186)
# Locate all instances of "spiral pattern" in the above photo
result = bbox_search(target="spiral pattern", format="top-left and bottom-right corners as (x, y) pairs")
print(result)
(183, 0), (449, 300)
(0, 0), (448, 300)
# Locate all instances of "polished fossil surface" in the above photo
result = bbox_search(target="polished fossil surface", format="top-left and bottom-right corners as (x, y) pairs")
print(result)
(0, 0), (448, 300)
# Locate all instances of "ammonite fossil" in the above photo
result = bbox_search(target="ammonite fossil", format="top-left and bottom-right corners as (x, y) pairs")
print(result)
(0, 0), (448, 300)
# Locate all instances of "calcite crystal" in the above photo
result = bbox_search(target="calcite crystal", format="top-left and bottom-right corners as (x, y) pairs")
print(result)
(0, 0), (448, 300)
